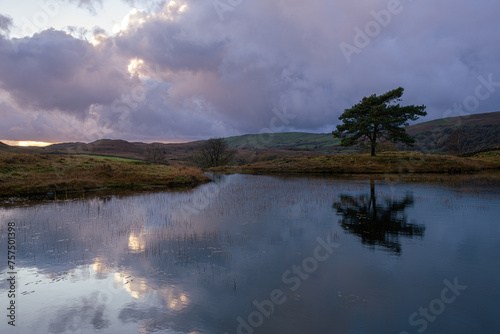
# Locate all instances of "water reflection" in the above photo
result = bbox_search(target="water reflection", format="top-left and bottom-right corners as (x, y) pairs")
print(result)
(333, 180), (425, 254)
(1, 175), (499, 334)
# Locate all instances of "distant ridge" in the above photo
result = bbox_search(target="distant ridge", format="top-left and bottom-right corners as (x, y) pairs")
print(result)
(0, 141), (12, 151)
(45, 139), (146, 160)
(407, 111), (500, 131)
(43, 138), (203, 161)
(45, 142), (85, 151)
(224, 132), (343, 152)
(224, 111), (500, 154)
(406, 111), (500, 153)
(8, 110), (500, 159)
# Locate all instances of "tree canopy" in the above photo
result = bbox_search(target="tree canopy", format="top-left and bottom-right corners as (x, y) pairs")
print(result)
(332, 87), (427, 156)
(191, 138), (235, 168)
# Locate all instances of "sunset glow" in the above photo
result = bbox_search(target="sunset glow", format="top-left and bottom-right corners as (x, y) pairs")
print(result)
(128, 58), (145, 75)
(1, 140), (53, 147)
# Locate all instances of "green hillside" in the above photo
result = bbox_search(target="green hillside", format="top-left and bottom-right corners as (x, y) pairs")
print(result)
(8, 111), (499, 160)
(224, 132), (343, 152)
(45, 142), (85, 151)
(405, 111), (500, 154)
(224, 111), (500, 155)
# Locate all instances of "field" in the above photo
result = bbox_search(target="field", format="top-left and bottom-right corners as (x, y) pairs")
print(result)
(213, 151), (500, 176)
(0, 151), (209, 197)
(2, 142), (500, 199)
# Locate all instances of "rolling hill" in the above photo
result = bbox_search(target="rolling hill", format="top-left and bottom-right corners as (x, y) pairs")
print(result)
(405, 111), (500, 154)
(224, 111), (500, 155)
(43, 139), (204, 162)
(43, 142), (85, 151)
(224, 132), (342, 152)
(2, 111), (499, 161)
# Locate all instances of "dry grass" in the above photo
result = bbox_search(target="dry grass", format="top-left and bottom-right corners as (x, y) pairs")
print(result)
(212, 151), (500, 175)
(0, 151), (209, 197)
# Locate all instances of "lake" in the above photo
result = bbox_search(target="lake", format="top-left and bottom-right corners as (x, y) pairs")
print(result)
(1, 174), (499, 334)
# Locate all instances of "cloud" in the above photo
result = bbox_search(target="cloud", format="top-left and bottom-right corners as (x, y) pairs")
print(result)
(0, 30), (137, 116)
(1, 0), (500, 142)
(0, 14), (13, 35)
(67, 0), (104, 15)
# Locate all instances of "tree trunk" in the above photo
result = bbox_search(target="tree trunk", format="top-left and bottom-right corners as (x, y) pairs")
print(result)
(370, 132), (377, 156)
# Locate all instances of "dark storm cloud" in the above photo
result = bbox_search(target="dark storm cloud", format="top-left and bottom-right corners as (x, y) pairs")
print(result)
(114, 18), (226, 73)
(1, 0), (500, 142)
(0, 30), (137, 115)
(109, 0), (344, 134)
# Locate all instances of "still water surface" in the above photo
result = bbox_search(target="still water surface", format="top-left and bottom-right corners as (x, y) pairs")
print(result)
(1, 174), (499, 334)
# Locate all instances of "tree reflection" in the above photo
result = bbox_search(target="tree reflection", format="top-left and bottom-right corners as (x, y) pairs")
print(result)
(333, 180), (425, 254)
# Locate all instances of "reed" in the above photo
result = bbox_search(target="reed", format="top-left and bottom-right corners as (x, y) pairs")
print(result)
(0, 151), (209, 197)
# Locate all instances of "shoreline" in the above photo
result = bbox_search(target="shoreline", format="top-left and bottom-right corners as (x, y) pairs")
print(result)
(2, 151), (499, 200)
(0, 151), (209, 199)
(210, 152), (500, 175)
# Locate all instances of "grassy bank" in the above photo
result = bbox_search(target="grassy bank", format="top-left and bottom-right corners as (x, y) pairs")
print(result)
(212, 152), (500, 175)
(0, 151), (209, 197)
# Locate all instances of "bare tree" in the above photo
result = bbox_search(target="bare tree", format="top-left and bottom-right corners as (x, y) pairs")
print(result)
(445, 128), (465, 155)
(145, 144), (167, 164)
(191, 138), (235, 168)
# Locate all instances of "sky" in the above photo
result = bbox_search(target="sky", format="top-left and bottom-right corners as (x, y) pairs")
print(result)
(0, 0), (499, 145)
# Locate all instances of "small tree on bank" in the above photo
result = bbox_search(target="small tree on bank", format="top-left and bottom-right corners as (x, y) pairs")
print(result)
(332, 87), (427, 156)
(191, 138), (235, 168)
(145, 144), (167, 164)
(445, 127), (466, 155)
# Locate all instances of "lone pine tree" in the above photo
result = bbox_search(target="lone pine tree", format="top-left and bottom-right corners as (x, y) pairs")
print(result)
(332, 87), (427, 156)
